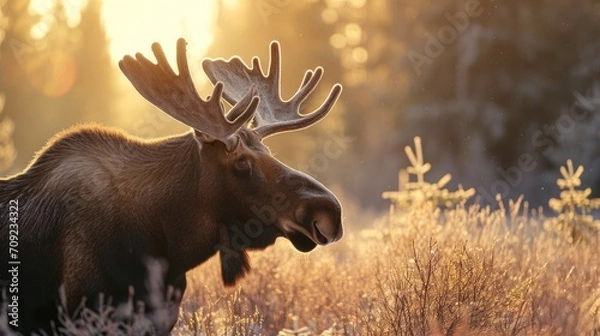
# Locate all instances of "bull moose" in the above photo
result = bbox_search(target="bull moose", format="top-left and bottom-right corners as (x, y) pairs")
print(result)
(0, 38), (343, 335)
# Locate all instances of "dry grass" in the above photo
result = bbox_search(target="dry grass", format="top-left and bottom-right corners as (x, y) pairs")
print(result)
(8, 139), (599, 335)
(171, 198), (600, 336)
(7, 195), (599, 335)
(7, 139), (600, 335)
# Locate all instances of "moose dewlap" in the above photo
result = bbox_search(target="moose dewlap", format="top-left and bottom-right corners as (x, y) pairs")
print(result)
(0, 38), (343, 335)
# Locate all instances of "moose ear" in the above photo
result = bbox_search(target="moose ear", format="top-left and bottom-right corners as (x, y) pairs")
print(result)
(194, 130), (239, 152)
(218, 226), (250, 286)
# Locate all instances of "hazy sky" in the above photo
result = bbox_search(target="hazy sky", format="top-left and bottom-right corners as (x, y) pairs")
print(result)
(30, 0), (218, 63)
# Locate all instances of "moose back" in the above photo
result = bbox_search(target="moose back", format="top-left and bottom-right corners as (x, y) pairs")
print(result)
(0, 38), (343, 335)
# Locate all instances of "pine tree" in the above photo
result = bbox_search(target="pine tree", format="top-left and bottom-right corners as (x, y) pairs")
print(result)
(545, 159), (600, 243)
(382, 136), (474, 211)
(0, 0), (117, 172)
(0, 0), (41, 172)
(0, 93), (16, 173)
(67, 0), (115, 124)
(400, 0), (600, 206)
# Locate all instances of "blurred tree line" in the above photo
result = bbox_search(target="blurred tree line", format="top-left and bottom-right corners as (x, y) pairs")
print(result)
(0, 0), (113, 175)
(208, 0), (600, 209)
(2, 0), (600, 212)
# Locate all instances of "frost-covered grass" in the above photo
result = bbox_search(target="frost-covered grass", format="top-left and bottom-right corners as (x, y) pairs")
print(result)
(5, 138), (600, 335)
(171, 142), (599, 335)
(5, 195), (599, 335)
(172, 199), (599, 335)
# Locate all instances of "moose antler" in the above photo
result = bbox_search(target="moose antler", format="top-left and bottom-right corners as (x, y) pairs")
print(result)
(119, 38), (259, 146)
(202, 41), (343, 138)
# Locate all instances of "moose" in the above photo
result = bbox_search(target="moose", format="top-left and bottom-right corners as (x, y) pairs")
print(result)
(0, 38), (343, 335)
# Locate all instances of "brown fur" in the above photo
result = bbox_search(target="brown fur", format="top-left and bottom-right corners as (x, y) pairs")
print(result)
(0, 124), (342, 335)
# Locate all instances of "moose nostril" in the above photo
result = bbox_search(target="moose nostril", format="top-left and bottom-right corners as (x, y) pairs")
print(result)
(313, 221), (329, 245)
(312, 212), (340, 244)
(295, 197), (343, 245)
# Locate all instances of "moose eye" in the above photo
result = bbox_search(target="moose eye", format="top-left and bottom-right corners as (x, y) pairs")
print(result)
(233, 156), (252, 174)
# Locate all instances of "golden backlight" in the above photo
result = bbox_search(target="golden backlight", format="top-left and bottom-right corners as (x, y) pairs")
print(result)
(100, 0), (222, 130)
(29, 0), (218, 62)
(101, 0), (218, 64)
(26, 0), (219, 98)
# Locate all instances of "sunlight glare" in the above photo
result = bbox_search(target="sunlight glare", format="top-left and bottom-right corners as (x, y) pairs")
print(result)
(29, 0), (87, 39)
(101, 0), (217, 69)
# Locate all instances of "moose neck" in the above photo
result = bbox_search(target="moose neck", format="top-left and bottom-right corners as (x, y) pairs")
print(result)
(141, 131), (223, 278)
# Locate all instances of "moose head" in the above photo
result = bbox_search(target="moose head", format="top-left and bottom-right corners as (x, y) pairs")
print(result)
(119, 38), (344, 285)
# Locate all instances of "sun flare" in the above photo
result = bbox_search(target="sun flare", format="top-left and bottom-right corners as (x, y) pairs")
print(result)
(101, 0), (218, 65)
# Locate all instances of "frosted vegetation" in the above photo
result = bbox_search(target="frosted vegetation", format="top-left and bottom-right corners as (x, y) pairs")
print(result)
(2, 137), (597, 336)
